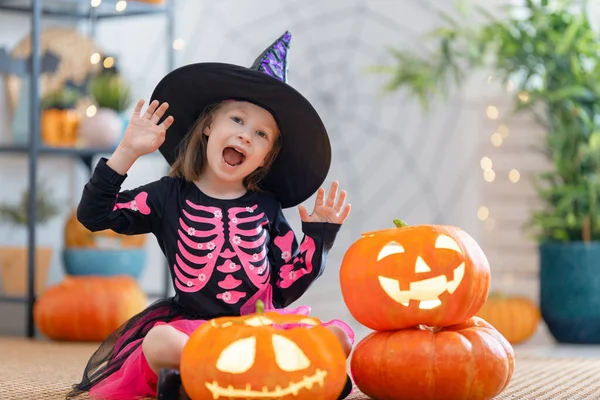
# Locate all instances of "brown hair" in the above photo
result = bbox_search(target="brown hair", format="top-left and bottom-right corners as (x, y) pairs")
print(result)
(169, 102), (282, 192)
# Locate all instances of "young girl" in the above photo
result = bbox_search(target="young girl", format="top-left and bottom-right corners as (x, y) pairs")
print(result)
(67, 31), (355, 400)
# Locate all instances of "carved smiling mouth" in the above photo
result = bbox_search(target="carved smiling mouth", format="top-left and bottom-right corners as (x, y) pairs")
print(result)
(378, 261), (465, 309)
(205, 369), (327, 398)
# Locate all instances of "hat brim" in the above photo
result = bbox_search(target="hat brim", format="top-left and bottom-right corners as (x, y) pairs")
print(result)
(150, 62), (330, 209)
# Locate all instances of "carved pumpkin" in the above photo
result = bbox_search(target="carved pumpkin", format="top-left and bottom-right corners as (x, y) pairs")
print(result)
(351, 317), (515, 400)
(180, 301), (348, 400)
(33, 275), (147, 342)
(340, 219), (491, 331)
(476, 291), (540, 344)
(64, 209), (146, 249)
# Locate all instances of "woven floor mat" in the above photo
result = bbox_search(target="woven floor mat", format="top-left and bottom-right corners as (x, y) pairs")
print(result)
(2, 337), (600, 399)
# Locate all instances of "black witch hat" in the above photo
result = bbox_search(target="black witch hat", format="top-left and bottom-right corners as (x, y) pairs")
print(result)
(151, 31), (330, 209)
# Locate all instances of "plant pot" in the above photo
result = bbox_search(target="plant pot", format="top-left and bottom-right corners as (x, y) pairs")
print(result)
(62, 248), (146, 279)
(0, 246), (53, 296)
(41, 108), (79, 147)
(540, 241), (600, 343)
(77, 107), (123, 147)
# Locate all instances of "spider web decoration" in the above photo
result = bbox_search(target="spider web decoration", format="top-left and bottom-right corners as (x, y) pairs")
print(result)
(96, 0), (496, 318)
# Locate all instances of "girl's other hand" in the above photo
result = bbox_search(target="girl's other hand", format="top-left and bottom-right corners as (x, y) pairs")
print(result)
(120, 99), (174, 158)
(298, 181), (351, 224)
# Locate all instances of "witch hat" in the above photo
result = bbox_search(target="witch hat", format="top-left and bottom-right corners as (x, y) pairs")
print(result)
(151, 31), (331, 209)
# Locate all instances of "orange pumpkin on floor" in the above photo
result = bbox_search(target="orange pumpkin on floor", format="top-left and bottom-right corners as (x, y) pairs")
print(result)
(340, 219), (491, 331)
(34, 275), (147, 342)
(351, 317), (515, 400)
(180, 301), (348, 400)
(476, 291), (541, 344)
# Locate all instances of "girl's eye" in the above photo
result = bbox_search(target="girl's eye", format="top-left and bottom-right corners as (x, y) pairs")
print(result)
(231, 116), (242, 124)
(257, 131), (268, 139)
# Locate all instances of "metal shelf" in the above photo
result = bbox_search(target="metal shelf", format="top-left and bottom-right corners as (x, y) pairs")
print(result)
(0, 0), (175, 338)
(0, 0), (168, 19)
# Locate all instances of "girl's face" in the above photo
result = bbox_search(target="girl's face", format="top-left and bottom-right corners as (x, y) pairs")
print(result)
(203, 101), (279, 185)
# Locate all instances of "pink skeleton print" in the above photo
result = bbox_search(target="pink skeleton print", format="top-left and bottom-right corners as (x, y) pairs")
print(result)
(227, 205), (271, 306)
(273, 230), (316, 288)
(173, 200), (225, 293)
(113, 192), (151, 215)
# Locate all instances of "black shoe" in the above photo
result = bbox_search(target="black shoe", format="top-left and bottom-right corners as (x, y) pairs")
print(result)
(337, 374), (353, 400)
(156, 368), (190, 400)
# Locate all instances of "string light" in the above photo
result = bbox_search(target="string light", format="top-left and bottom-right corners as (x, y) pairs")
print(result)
(90, 0), (102, 7)
(509, 169), (521, 183)
(486, 106), (499, 120)
(116, 0), (127, 12)
(483, 169), (496, 182)
(173, 38), (186, 50)
(90, 52), (101, 64)
(86, 105), (97, 117)
(103, 56), (115, 68)
(480, 156), (493, 170)
(518, 91), (530, 102)
(477, 206), (490, 221)
(491, 132), (503, 147)
(497, 124), (509, 138)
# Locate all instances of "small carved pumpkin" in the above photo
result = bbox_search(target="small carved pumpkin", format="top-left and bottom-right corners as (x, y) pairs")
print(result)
(476, 291), (540, 344)
(340, 219), (491, 331)
(351, 317), (515, 400)
(33, 275), (147, 341)
(180, 301), (348, 400)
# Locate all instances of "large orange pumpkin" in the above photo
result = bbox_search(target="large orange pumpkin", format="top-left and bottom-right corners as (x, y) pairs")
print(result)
(351, 317), (514, 400)
(64, 209), (146, 249)
(476, 291), (540, 345)
(34, 275), (147, 342)
(180, 301), (348, 400)
(340, 219), (491, 331)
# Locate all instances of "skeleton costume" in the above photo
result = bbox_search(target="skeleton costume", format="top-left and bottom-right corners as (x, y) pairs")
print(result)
(67, 32), (355, 400)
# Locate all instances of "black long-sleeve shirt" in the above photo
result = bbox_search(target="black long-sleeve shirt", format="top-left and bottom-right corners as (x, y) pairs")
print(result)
(77, 158), (341, 316)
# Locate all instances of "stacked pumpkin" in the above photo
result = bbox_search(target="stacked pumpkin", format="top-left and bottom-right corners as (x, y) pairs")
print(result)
(340, 220), (515, 400)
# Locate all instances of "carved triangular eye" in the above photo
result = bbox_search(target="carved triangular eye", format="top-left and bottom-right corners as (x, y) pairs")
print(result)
(216, 336), (256, 374)
(377, 241), (405, 261)
(272, 334), (311, 372)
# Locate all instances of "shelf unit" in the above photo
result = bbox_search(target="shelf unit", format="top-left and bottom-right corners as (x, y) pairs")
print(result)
(0, 0), (176, 338)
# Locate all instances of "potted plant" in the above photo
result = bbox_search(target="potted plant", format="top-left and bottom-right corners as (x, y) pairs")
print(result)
(77, 69), (132, 147)
(372, 0), (600, 343)
(40, 86), (81, 147)
(0, 184), (60, 296)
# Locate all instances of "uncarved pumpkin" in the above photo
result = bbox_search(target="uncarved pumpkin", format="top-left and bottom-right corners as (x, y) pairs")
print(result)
(64, 209), (146, 249)
(340, 219), (491, 331)
(34, 275), (147, 342)
(351, 317), (514, 400)
(476, 291), (540, 344)
(180, 301), (348, 400)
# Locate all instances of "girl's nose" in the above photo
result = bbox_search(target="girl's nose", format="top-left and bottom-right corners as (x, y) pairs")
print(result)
(238, 131), (252, 143)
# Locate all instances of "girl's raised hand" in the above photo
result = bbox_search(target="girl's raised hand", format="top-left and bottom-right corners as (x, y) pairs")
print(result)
(120, 99), (174, 158)
(298, 181), (351, 224)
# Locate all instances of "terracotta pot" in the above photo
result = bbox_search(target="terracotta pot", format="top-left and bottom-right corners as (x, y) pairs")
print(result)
(0, 247), (53, 296)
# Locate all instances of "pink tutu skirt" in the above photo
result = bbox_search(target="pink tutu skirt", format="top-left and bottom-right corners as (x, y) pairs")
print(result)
(88, 304), (354, 400)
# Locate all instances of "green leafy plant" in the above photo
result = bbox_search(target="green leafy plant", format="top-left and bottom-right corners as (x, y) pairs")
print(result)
(89, 70), (132, 112)
(371, 0), (600, 243)
(41, 87), (82, 110)
(0, 184), (60, 226)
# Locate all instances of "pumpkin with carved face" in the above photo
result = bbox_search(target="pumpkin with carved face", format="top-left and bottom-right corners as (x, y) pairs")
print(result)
(340, 220), (491, 331)
(180, 302), (348, 400)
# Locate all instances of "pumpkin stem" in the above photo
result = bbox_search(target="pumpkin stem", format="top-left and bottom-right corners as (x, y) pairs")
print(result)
(255, 300), (265, 314)
(393, 219), (408, 228)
